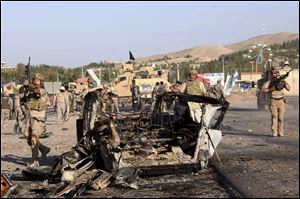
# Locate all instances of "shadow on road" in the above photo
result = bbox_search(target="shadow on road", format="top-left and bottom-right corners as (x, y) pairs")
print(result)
(222, 130), (270, 137)
(228, 107), (269, 112)
(1, 154), (61, 167)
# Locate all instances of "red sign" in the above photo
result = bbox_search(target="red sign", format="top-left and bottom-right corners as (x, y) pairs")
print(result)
(196, 74), (211, 87)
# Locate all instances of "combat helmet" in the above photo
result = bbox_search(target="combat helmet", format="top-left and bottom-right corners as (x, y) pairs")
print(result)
(33, 73), (45, 81)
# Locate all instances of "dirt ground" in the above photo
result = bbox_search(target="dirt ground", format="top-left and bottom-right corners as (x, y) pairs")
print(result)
(1, 110), (78, 173)
(1, 90), (299, 197)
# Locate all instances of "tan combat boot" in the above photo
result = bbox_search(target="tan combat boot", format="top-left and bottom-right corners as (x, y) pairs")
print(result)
(278, 132), (284, 137)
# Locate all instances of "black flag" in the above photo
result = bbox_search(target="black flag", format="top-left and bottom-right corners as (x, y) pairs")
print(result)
(129, 51), (135, 61)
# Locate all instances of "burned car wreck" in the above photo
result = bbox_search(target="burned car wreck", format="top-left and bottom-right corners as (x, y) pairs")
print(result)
(16, 90), (229, 197)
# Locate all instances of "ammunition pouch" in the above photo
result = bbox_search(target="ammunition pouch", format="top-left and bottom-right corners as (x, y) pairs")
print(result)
(28, 100), (46, 111)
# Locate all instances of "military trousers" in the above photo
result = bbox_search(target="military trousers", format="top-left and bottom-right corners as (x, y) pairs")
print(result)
(26, 117), (45, 147)
(269, 98), (285, 136)
(14, 109), (24, 134)
(111, 98), (119, 113)
(56, 104), (66, 120)
(1, 109), (10, 126)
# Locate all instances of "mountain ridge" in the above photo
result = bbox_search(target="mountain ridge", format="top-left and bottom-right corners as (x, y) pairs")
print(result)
(136, 32), (299, 63)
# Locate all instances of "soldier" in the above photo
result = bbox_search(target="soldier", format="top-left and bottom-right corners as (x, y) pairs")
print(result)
(74, 89), (81, 112)
(157, 81), (165, 95)
(14, 80), (30, 134)
(55, 86), (68, 121)
(72, 88), (77, 114)
(157, 81), (168, 112)
(152, 82), (160, 99)
(101, 85), (110, 113)
(87, 76), (94, 89)
(25, 73), (50, 167)
(68, 86), (76, 115)
(78, 86), (89, 118)
(169, 81), (189, 123)
(211, 79), (225, 100)
(168, 65), (177, 85)
(63, 86), (72, 120)
(109, 86), (119, 113)
(151, 82), (160, 110)
(1, 91), (13, 127)
(261, 67), (291, 137)
(8, 93), (14, 120)
(184, 70), (208, 123)
(131, 80), (140, 112)
(14, 88), (23, 134)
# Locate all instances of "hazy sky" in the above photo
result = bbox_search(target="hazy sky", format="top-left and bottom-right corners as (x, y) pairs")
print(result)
(1, 1), (299, 67)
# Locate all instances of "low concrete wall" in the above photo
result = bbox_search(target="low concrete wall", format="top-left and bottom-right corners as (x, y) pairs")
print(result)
(281, 68), (299, 96)
(240, 72), (261, 82)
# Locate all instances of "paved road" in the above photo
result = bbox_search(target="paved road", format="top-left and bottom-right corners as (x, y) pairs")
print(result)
(210, 98), (299, 198)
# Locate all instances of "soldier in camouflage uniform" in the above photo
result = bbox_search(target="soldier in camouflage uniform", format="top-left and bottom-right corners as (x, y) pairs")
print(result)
(151, 82), (160, 110)
(131, 80), (140, 112)
(55, 86), (68, 121)
(14, 88), (23, 134)
(109, 86), (119, 113)
(25, 73), (50, 167)
(101, 85), (110, 113)
(68, 87), (76, 116)
(183, 70), (208, 123)
(261, 67), (291, 137)
(1, 91), (13, 127)
(211, 79), (225, 100)
(157, 81), (168, 112)
(14, 80), (30, 134)
(63, 86), (71, 120)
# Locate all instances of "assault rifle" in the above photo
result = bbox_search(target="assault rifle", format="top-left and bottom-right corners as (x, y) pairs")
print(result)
(268, 68), (293, 90)
(25, 56), (31, 80)
(20, 57), (32, 104)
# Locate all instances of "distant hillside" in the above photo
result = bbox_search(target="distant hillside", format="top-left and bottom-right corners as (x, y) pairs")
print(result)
(137, 32), (299, 63)
(225, 32), (299, 51)
(137, 45), (233, 63)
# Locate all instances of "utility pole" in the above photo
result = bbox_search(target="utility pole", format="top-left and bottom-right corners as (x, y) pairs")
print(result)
(222, 57), (225, 82)
(109, 65), (111, 82)
(81, 66), (84, 78)
(176, 63), (180, 81)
